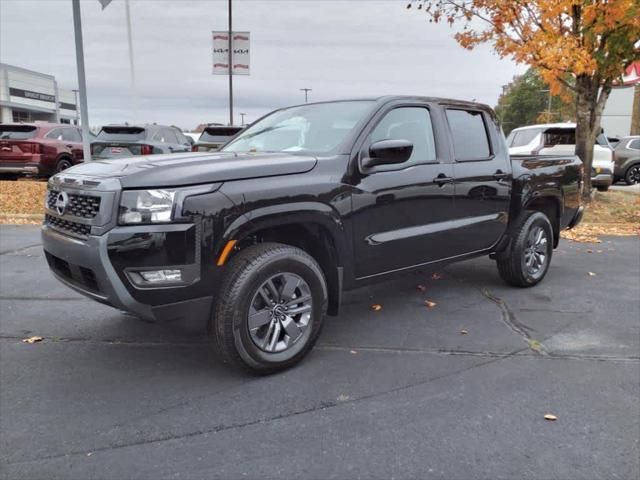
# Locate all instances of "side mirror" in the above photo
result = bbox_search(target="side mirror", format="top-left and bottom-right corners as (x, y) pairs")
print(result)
(362, 139), (413, 169)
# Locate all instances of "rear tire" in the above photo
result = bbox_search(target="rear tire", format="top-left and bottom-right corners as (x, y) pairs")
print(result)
(496, 211), (553, 288)
(55, 158), (73, 173)
(625, 165), (640, 185)
(211, 242), (327, 374)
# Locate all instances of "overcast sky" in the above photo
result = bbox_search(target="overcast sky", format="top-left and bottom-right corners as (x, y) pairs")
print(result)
(0, 0), (526, 130)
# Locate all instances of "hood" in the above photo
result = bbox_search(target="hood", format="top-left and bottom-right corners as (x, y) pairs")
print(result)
(63, 152), (317, 188)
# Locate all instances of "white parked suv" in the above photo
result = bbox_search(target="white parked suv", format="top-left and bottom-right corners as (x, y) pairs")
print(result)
(506, 123), (615, 191)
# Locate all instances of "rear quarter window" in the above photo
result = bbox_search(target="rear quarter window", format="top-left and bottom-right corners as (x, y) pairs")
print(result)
(628, 139), (640, 150)
(446, 109), (492, 160)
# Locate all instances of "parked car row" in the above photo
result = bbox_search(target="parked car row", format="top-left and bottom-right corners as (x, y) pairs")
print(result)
(0, 122), (244, 180)
(507, 123), (640, 187)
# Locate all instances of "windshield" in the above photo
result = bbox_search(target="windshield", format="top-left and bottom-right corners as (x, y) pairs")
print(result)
(0, 125), (38, 140)
(222, 101), (374, 154)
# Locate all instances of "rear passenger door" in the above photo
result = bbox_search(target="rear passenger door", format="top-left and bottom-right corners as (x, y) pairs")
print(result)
(446, 108), (512, 255)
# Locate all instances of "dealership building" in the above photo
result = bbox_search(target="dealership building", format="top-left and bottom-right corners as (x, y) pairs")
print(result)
(0, 63), (78, 125)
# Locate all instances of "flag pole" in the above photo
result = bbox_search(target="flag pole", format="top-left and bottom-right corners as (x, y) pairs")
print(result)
(72, 0), (92, 161)
(228, 0), (233, 126)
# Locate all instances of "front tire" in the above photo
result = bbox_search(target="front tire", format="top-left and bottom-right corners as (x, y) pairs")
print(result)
(496, 211), (553, 287)
(596, 185), (610, 192)
(211, 242), (327, 374)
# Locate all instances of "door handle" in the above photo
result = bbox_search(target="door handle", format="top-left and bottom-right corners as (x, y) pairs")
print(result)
(66, 144), (73, 148)
(434, 173), (454, 186)
(493, 170), (509, 181)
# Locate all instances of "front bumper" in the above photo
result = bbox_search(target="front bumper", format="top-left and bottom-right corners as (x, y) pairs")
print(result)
(591, 173), (613, 187)
(42, 225), (213, 324)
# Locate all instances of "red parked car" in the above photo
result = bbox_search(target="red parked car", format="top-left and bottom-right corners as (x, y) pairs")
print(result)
(0, 123), (89, 179)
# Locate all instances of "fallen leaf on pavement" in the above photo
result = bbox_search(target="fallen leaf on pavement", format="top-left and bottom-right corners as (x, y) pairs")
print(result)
(528, 339), (542, 353)
(337, 394), (351, 402)
(22, 336), (43, 344)
(459, 329), (469, 335)
(371, 304), (382, 311)
(544, 414), (557, 421)
(586, 249), (593, 253)
(588, 272), (597, 276)
(350, 350), (357, 355)
(424, 300), (437, 308)
(431, 273), (442, 280)
(417, 284), (427, 292)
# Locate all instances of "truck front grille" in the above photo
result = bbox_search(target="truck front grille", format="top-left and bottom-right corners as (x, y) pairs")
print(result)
(45, 214), (91, 237)
(47, 190), (101, 218)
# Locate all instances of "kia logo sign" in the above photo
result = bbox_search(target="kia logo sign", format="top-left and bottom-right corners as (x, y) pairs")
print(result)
(54, 191), (69, 216)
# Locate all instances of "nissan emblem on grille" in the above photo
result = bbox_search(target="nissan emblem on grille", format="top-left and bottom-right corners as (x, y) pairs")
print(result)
(54, 191), (69, 216)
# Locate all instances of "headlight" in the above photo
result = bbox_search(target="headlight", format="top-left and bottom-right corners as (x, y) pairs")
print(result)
(119, 189), (176, 224)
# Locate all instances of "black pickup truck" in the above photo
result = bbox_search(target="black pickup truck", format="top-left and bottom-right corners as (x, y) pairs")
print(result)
(42, 97), (584, 373)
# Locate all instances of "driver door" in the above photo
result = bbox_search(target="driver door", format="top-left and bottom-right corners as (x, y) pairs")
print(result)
(350, 105), (456, 279)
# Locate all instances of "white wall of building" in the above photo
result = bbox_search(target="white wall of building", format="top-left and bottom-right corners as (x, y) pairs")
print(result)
(601, 85), (636, 138)
(0, 63), (77, 124)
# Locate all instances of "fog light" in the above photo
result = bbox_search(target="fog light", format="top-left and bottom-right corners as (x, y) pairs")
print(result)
(139, 269), (182, 283)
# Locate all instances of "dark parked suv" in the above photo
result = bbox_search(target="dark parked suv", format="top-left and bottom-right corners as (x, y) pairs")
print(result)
(0, 123), (89, 178)
(42, 97), (584, 373)
(612, 136), (640, 185)
(91, 124), (191, 159)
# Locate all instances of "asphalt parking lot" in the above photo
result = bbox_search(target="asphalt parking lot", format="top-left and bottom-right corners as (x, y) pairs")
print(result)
(1, 225), (638, 480)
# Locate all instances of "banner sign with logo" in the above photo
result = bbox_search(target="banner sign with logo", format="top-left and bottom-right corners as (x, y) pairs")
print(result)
(212, 31), (250, 75)
(9, 88), (56, 104)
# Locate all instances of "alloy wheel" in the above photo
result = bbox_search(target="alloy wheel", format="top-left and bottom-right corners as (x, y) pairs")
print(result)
(248, 272), (313, 353)
(523, 226), (548, 275)
(627, 165), (640, 185)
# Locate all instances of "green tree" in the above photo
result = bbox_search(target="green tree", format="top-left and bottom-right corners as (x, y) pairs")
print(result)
(495, 69), (575, 135)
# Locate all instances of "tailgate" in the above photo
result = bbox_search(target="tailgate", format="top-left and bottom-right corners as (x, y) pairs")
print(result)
(92, 143), (146, 158)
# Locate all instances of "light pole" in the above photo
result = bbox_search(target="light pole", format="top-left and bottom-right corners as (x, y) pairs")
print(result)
(228, 0), (234, 126)
(71, 0), (92, 161)
(300, 88), (312, 103)
(240, 112), (246, 125)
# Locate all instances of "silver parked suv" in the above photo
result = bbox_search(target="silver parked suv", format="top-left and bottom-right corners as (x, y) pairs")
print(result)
(91, 124), (192, 159)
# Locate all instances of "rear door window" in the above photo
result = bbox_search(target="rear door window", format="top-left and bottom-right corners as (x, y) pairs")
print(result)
(0, 125), (38, 140)
(629, 139), (640, 150)
(158, 128), (178, 144)
(97, 126), (146, 142)
(446, 109), (492, 160)
(61, 128), (81, 142)
(46, 128), (65, 141)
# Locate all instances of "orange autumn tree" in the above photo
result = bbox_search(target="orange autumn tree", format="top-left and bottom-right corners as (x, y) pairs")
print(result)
(408, 0), (640, 199)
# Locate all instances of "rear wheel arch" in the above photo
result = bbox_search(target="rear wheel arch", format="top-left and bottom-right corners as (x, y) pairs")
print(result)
(523, 195), (561, 247)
